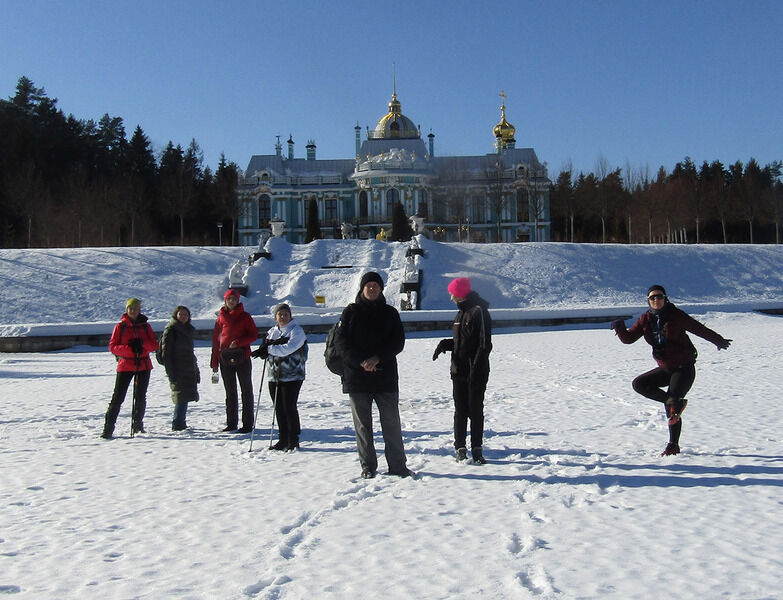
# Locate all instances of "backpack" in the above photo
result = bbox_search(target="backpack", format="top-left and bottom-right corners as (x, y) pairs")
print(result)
(324, 320), (343, 376)
(155, 340), (165, 365)
(155, 330), (168, 366)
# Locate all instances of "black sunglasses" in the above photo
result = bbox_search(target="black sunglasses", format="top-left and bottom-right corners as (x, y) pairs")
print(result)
(647, 294), (665, 301)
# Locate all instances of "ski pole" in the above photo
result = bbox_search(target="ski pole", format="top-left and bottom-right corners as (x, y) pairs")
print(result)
(268, 370), (281, 449)
(130, 347), (140, 438)
(130, 370), (137, 438)
(248, 358), (268, 453)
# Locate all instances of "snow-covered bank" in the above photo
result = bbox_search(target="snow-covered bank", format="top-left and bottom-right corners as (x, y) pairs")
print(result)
(2, 240), (783, 338)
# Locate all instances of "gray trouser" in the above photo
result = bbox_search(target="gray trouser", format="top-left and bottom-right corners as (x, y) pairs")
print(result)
(349, 391), (407, 473)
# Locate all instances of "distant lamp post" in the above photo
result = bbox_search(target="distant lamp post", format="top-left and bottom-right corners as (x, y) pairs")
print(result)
(217, 221), (223, 246)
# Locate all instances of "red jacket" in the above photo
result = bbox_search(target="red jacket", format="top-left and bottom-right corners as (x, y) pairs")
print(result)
(210, 303), (258, 369)
(615, 302), (729, 370)
(109, 313), (159, 372)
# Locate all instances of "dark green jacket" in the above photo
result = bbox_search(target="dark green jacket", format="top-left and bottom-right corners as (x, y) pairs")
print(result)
(160, 318), (200, 403)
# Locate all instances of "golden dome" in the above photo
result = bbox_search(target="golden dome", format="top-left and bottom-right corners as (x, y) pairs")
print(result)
(493, 98), (516, 143)
(370, 91), (420, 140)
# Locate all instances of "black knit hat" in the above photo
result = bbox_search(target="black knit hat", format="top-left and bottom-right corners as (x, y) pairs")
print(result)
(360, 271), (384, 290)
(647, 284), (667, 297)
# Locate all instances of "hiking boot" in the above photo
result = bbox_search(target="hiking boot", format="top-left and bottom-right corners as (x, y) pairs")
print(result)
(456, 447), (468, 462)
(287, 436), (300, 451)
(222, 425), (237, 432)
(665, 398), (688, 425)
(660, 442), (680, 456)
(388, 468), (414, 478)
(100, 431), (113, 440)
(361, 468), (377, 479)
(270, 439), (288, 451)
(472, 447), (487, 465)
(235, 426), (253, 434)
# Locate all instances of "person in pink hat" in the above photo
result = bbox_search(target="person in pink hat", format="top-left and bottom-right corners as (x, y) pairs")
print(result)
(433, 277), (492, 464)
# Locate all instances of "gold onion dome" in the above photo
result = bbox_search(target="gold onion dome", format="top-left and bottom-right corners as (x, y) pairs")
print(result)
(371, 92), (420, 139)
(493, 100), (516, 143)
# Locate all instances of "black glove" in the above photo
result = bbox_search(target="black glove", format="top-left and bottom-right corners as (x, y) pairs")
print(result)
(250, 346), (269, 359)
(129, 338), (143, 355)
(610, 319), (625, 331)
(432, 339), (451, 361)
(268, 335), (289, 346)
(717, 338), (732, 350)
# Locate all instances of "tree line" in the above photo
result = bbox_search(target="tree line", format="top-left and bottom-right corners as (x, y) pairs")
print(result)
(3, 76), (782, 248)
(0, 77), (242, 248)
(550, 155), (783, 244)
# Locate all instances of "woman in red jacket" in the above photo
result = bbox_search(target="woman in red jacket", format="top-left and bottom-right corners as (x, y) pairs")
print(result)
(612, 285), (731, 456)
(101, 298), (159, 439)
(211, 289), (258, 433)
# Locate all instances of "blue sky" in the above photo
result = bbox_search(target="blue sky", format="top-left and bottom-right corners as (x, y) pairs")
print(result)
(2, 0), (781, 179)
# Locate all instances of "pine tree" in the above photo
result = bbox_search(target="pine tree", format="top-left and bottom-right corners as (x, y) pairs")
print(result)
(390, 201), (412, 241)
(305, 196), (321, 242)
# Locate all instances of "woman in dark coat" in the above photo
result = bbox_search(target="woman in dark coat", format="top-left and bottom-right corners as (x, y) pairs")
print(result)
(612, 284), (732, 456)
(160, 305), (200, 431)
(433, 277), (492, 464)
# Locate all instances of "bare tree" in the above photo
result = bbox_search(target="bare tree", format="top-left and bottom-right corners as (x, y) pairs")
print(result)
(486, 160), (507, 242)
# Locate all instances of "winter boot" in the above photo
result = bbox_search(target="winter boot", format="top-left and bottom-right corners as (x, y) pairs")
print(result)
(287, 435), (300, 451)
(456, 447), (468, 462)
(270, 437), (289, 451)
(102, 402), (121, 439)
(472, 446), (487, 465)
(660, 442), (680, 456)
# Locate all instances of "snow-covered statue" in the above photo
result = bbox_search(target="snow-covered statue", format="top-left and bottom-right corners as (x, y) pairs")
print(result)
(341, 221), (353, 239)
(410, 215), (424, 235)
(228, 261), (245, 287)
(270, 218), (285, 237)
(257, 230), (271, 249)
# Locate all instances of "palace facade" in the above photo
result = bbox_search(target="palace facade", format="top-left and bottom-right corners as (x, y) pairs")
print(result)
(236, 90), (551, 244)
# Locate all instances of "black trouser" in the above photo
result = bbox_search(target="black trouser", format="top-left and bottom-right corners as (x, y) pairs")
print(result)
(268, 379), (303, 444)
(219, 358), (254, 429)
(453, 376), (487, 450)
(104, 370), (151, 435)
(632, 363), (695, 443)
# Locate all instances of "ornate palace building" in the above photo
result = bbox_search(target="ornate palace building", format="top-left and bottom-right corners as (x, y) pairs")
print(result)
(236, 90), (551, 244)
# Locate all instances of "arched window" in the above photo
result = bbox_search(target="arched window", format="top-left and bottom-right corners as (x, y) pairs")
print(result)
(325, 195), (337, 222)
(386, 188), (400, 216)
(258, 194), (271, 227)
(359, 191), (368, 219)
(419, 189), (428, 220)
(516, 188), (529, 222)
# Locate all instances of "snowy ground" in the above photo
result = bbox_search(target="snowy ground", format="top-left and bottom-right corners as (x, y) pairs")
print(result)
(1, 241), (782, 598)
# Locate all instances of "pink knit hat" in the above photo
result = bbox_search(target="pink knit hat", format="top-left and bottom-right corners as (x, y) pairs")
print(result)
(447, 277), (471, 298)
(224, 288), (241, 301)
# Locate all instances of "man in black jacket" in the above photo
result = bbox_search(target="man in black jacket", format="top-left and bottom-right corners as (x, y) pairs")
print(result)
(334, 271), (411, 479)
(433, 277), (492, 464)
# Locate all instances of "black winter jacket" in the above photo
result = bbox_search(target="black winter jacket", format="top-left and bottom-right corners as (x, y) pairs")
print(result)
(160, 318), (200, 403)
(334, 292), (405, 394)
(449, 291), (492, 382)
(615, 301), (729, 370)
